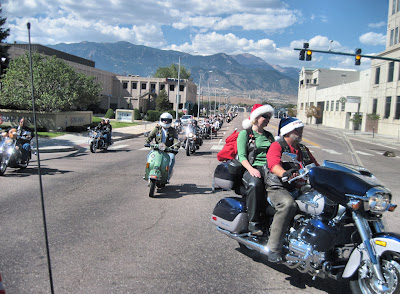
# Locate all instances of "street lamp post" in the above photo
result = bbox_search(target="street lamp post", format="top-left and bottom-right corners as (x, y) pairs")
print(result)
(175, 51), (197, 121)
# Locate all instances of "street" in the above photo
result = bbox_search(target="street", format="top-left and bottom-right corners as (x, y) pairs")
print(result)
(0, 114), (399, 293)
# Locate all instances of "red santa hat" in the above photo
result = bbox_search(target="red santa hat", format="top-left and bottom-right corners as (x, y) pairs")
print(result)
(242, 104), (274, 129)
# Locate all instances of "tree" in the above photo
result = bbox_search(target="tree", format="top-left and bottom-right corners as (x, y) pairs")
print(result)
(0, 8), (10, 75)
(154, 64), (191, 79)
(155, 89), (171, 111)
(0, 52), (102, 112)
(350, 113), (363, 134)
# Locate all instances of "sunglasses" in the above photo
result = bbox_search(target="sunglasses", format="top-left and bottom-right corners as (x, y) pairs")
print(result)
(261, 114), (271, 119)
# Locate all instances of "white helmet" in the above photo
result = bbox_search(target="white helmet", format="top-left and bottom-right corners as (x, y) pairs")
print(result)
(159, 112), (173, 128)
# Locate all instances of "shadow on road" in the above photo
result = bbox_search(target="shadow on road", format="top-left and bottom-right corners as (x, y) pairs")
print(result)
(153, 183), (213, 198)
(236, 245), (351, 294)
(0, 166), (72, 177)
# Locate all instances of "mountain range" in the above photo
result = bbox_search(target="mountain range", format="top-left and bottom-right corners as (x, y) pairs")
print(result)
(48, 41), (300, 102)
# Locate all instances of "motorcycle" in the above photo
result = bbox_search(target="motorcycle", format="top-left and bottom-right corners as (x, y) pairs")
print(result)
(144, 142), (178, 198)
(0, 128), (32, 175)
(88, 128), (109, 153)
(211, 153), (400, 294)
(184, 126), (198, 156)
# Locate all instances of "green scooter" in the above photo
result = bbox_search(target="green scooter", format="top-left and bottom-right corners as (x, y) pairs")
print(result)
(144, 142), (178, 198)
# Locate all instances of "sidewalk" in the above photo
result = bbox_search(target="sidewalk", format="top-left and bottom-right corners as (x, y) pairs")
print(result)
(33, 121), (158, 153)
(306, 123), (400, 147)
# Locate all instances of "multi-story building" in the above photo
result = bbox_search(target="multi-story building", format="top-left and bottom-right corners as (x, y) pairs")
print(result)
(297, 0), (400, 137)
(2, 43), (197, 114)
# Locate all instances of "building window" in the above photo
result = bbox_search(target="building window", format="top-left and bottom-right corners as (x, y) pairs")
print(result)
(300, 80), (304, 86)
(372, 99), (378, 114)
(395, 96), (400, 119)
(341, 101), (345, 111)
(169, 84), (175, 91)
(396, 27), (399, 44)
(331, 101), (334, 111)
(160, 84), (165, 90)
(132, 82), (137, 89)
(122, 82), (128, 89)
(390, 29), (395, 46)
(141, 83), (146, 90)
(300, 103), (303, 110)
(393, 0), (396, 14)
(375, 67), (380, 84)
(398, 0), (400, 12)
(388, 62), (395, 82)
(326, 101), (329, 111)
(336, 101), (339, 111)
(385, 96), (392, 118)
(313, 78), (317, 84)
(179, 85), (184, 91)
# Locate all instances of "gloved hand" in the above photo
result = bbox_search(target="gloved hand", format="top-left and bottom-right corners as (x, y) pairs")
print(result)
(282, 168), (298, 180)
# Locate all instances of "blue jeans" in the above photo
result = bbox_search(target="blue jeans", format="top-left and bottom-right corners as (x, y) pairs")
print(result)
(103, 133), (111, 145)
(21, 143), (31, 162)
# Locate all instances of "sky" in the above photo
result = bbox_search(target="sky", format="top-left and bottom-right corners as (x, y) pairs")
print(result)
(2, 0), (389, 70)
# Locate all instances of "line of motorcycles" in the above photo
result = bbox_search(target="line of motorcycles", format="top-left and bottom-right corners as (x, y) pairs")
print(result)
(143, 112), (238, 197)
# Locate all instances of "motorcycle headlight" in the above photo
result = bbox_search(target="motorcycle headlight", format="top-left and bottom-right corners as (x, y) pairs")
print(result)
(158, 142), (166, 151)
(188, 133), (193, 138)
(366, 187), (392, 213)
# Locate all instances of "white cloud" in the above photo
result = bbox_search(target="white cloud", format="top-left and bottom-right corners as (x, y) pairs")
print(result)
(359, 32), (386, 46)
(368, 21), (386, 28)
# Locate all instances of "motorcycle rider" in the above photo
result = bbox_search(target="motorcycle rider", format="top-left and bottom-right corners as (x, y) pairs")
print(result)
(265, 117), (319, 263)
(145, 112), (180, 181)
(104, 119), (112, 145)
(95, 119), (111, 146)
(238, 104), (275, 237)
(189, 119), (202, 147)
(13, 118), (34, 164)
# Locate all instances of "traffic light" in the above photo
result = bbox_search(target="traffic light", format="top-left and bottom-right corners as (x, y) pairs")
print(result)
(306, 50), (312, 61)
(355, 48), (361, 66)
(299, 49), (305, 60)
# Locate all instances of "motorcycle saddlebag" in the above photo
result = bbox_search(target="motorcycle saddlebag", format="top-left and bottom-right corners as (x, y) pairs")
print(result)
(211, 197), (248, 234)
(213, 162), (235, 190)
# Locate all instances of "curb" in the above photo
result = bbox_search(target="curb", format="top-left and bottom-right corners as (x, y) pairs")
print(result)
(35, 132), (144, 153)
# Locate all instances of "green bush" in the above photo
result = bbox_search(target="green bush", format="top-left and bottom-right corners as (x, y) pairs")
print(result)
(105, 109), (115, 119)
(146, 110), (161, 122)
(134, 108), (141, 120)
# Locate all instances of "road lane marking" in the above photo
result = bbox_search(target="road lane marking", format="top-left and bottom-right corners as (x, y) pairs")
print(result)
(355, 151), (374, 156)
(211, 145), (224, 150)
(321, 149), (342, 155)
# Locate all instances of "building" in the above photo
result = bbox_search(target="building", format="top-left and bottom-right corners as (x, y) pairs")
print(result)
(2, 43), (197, 114)
(297, 0), (400, 137)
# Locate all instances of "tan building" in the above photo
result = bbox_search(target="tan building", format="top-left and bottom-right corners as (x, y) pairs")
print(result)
(3, 43), (197, 114)
(297, 0), (400, 137)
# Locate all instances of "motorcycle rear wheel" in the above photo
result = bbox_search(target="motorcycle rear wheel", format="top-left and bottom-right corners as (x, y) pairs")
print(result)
(350, 256), (400, 294)
(149, 180), (156, 198)
(90, 142), (96, 153)
(0, 156), (7, 176)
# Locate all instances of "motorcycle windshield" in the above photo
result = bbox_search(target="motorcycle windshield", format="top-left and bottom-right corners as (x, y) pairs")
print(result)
(308, 166), (383, 206)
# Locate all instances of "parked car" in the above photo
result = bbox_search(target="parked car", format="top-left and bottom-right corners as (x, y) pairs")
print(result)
(180, 115), (193, 125)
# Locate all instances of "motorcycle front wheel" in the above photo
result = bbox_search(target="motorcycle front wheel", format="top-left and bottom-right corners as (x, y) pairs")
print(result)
(149, 179), (156, 198)
(0, 156), (7, 176)
(186, 140), (190, 156)
(350, 255), (400, 294)
(90, 142), (96, 153)
(19, 157), (29, 169)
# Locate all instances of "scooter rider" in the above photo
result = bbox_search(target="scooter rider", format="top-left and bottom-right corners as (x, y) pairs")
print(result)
(145, 112), (180, 181)
(265, 117), (319, 263)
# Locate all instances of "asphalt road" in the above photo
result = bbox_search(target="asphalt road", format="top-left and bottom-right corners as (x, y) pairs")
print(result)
(0, 115), (399, 293)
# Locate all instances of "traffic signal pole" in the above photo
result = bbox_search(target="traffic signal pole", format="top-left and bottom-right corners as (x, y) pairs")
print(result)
(295, 46), (400, 64)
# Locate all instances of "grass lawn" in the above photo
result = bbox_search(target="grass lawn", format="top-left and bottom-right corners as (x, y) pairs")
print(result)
(37, 117), (139, 137)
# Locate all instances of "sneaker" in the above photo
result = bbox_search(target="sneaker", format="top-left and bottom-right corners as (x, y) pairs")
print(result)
(267, 251), (282, 263)
(250, 229), (263, 236)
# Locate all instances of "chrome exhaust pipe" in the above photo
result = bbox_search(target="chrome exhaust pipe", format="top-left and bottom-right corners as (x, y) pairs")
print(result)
(216, 227), (270, 255)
